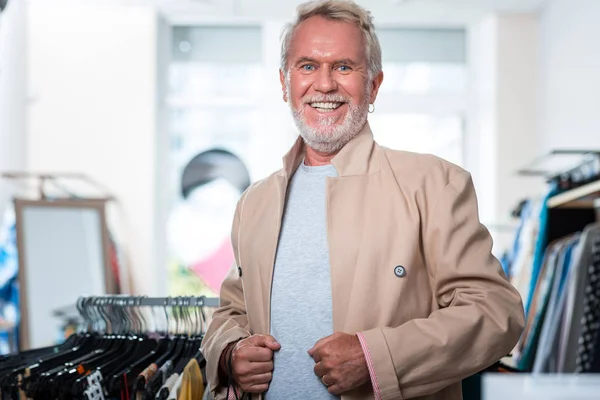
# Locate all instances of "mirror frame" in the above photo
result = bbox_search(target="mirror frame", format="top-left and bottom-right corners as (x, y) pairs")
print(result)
(13, 198), (117, 350)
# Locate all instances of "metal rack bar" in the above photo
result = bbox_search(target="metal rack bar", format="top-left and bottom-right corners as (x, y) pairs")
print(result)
(53, 296), (221, 322)
(548, 179), (600, 209)
(76, 295), (220, 309)
(516, 149), (600, 179)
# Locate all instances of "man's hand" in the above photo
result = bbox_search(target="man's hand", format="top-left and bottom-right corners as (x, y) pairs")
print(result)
(308, 332), (370, 395)
(230, 335), (281, 393)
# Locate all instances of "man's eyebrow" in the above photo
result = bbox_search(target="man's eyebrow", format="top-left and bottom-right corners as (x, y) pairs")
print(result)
(294, 57), (358, 66)
(334, 58), (358, 66)
(295, 57), (319, 65)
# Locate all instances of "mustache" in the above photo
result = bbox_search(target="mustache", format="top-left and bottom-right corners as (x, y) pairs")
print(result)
(301, 94), (350, 104)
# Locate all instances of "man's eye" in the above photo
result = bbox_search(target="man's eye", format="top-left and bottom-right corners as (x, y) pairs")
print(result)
(338, 65), (351, 71)
(302, 65), (316, 71)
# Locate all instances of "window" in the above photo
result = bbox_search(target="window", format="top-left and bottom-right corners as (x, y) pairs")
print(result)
(166, 26), (263, 297)
(370, 28), (467, 167)
(370, 113), (464, 166)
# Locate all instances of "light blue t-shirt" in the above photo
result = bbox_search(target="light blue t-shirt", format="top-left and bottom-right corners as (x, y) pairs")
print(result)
(266, 162), (339, 400)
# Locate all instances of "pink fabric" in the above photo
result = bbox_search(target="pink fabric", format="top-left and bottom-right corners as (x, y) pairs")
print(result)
(356, 332), (382, 400)
(191, 239), (234, 292)
(227, 385), (242, 400)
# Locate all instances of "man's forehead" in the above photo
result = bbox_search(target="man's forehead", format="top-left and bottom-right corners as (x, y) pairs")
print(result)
(289, 16), (366, 60)
(293, 15), (362, 39)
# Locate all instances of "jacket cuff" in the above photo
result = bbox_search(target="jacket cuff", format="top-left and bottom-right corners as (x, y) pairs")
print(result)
(228, 385), (243, 400)
(359, 328), (403, 400)
(356, 332), (382, 400)
(205, 327), (250, 400)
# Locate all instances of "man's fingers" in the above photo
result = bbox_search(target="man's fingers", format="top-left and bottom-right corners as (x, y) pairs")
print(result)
(249, 334), (280, 350)
(327, 384), (343, 396)
(248, 361), (274, 374)
(264, 339), (281, 351)
(308, 333), (338, 358)
(314, 361), (326, 378)
(243, 383), (269, 394)
(238, 371), (273, 385)
(236, 346), (274, 363)
(308, 336), (328, 357)
(248, 372), (273, 385)
(249, 347), (274, 362)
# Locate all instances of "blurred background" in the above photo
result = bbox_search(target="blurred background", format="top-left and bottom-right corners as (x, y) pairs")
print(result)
(0, 0), (599, 395)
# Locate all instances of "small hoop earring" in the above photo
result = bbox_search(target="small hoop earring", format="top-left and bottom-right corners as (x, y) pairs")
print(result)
(368, 103), (375, 113)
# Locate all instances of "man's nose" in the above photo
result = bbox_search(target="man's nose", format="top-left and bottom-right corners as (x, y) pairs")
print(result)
(314, 68), (337, 93)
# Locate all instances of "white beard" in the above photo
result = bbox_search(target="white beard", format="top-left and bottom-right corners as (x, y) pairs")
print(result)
(286, 74), (371, 154)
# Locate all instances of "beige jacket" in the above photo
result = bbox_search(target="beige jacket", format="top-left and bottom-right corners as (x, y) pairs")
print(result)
(201, 123), (525, 400)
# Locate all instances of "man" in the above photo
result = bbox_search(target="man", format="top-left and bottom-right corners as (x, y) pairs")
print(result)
(200, 1), (525, 399)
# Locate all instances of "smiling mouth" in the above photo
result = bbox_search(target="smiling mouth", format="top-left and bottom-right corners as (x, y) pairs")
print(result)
(309, 102), (345, 112)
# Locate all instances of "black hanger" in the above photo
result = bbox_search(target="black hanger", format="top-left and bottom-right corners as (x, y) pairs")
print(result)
(117, 297), (191, 396)
(102, 297), (161, 396)
(139, 304), (180, 398)
(171, 298), (205, 375)
(66, 297), (134, 397)
(26, 298), (113, 398)
(0, 295), (213, 400)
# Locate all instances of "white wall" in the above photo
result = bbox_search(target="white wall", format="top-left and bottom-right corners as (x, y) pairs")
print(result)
(27, 3), (163, 295)
(154, 14), (171, 297)
(0, 0), (28, 217)
(466, 14), (497, 228)
(495, 14), (541, 226)
(538, 0), (600, 152)
(468, 14), (542, 254)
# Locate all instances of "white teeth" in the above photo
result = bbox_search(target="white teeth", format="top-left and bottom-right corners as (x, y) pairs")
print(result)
(309, 102), (342, 110)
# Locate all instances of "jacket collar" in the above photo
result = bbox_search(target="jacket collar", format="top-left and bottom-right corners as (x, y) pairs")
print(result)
(281, 121), (379, 178)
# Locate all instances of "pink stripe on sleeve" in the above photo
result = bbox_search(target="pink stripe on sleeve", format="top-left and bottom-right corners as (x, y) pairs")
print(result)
(228, 385), (241, 400)
(356, 332), (382, 400)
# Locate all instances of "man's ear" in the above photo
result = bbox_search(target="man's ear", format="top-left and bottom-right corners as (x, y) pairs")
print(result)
(368, 71), (384, 103)
(279, 69), (288, 102)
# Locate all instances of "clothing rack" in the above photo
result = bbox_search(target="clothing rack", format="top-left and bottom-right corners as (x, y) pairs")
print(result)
(0, 171), (130, 351)
(516, 151), (600, 243)
(1, 295), (216, 400)
(72, 295), (220, 335)
(499, 154), (600, 377)
(546, 179), (600, 244)
(516, 149), (600, 182)
(547, 179), (600, 209)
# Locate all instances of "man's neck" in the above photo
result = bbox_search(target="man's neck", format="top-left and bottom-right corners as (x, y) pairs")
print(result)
(304, 146), (338, 166)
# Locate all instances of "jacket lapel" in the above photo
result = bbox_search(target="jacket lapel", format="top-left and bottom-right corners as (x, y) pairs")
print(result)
(327, 123), (380, 330)
(326, 176), (370, 331)
(256, 174), (288, 334)
(254, 137), (304, 334)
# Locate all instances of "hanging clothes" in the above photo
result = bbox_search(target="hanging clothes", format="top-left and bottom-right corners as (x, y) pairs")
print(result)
(523, 185), (559, 316)
(514, 236), (569, 370)
(575, 235), (600, 372)
(505, 199), (600, 374)
(167, 374), (184, 400)
(155, 372), (179, 400)
(558, 223), (600, 372)
(509, 197), (543, 309)
(532, 234), (580, 372)
(178, 358), (205, 400)
(0, 296), (211, 400)
(0, 206), (19, 355)
(502, 199), (534, 279)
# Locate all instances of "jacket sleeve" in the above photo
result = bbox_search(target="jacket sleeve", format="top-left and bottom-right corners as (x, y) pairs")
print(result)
(359, 169), (525, 399)
(200, 194), (252, 400)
